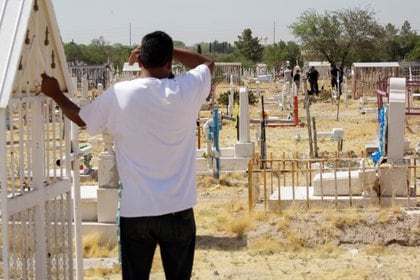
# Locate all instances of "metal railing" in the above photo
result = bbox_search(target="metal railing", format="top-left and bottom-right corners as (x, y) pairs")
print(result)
(248, 155), (418, 213)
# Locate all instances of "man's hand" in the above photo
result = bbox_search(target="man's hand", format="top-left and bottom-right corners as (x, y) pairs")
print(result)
(128, 46), (141, 66)
(40, 73), (86, 127)
(41, 73), (61, 97)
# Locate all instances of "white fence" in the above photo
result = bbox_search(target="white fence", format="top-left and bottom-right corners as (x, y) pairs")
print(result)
(1, 0), (82, 278)
(1, 96), (76, 279)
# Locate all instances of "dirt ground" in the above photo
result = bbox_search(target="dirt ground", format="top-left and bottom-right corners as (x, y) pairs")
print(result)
(84, 180), (419, 279)
(83, 81), (420, 279)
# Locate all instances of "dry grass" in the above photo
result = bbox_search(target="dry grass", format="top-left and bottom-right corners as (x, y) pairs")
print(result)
(227, 215), (253, 239)
(324, 209), (367, 229)
(376, 209), (392, 223)
(84, 266), (121, 279)
(83, 233), (118, 258)
(410, 223), (420, 236)
(365, 243), (387, 255)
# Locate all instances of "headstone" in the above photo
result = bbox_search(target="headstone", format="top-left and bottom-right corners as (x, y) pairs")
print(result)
(235, 87), (254, 157)
(238, 88), (250, 143)
(228, 75), (234, 116)
(97, 133), (120, 222)
(380, 78), (408, 196)
(98, 133), (119, 188)
(79, 78), (90, 106)
(387, 78), (406, 162)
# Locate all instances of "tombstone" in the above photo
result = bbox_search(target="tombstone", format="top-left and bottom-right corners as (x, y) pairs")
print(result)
(235, 88), (255, 157)
(79, 78), (90, 106)
(97, 133), (120, 222)
(379, 78), (408, 196)
(228, 74), (234, 116)
(386, 78), (406, 162)
(255, 80), (261, 97)
(96, 82), (104, 99)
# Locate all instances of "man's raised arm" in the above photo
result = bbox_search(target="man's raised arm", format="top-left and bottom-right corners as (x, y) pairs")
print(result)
(41, 73), (86, 127)
(172, 48), (214, 75)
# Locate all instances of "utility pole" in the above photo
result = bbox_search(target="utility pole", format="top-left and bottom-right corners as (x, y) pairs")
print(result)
(129, 22), (132, 47)
(273, 21), (275, 45)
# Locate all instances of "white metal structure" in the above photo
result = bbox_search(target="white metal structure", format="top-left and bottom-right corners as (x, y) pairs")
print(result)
(0, 0), (82, 279)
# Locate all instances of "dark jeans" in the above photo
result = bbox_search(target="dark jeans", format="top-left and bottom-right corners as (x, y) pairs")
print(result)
(120, 208), (196, 280)
(309, 81), (319, 95)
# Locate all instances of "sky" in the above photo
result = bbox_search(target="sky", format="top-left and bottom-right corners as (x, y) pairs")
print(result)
(52, 0), (420, 47)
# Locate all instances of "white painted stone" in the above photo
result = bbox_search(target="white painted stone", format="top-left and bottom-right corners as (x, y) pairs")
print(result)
(219, 157), (250, 171)
(228, 76), (234, 116)
(97, 188), (119, 223)
(365, 143), (379, 155)
(332, 128), (345, 139)
(239, 88), (250, 143)
(268, 187), (415, 210)
(98, 133), (119, 189)
(196, 146), (251, 172)
(387, 78), (406, 161)
(358, 169), (377, 190)
(80, 185), (98, 221)
(82, 79), (89, 99)
(378, 164), (408, 196)
(196, 158), (210, 171)
(234, 142), (255, 158)
(98, 153), (119, 188)
(313, 170), (374, 196)
(220, 147), (235, 157)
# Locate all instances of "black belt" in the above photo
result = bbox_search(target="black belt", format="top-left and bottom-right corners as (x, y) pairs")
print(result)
(168, 208), (193, 216)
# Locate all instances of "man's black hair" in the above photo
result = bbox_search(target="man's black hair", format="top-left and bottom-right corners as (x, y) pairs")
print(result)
(140, 31), (173, 68)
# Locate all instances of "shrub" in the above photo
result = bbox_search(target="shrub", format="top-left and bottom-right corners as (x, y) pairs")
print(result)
(216, 89), (259, 106)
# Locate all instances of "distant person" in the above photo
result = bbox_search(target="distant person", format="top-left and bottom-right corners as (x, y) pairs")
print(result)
(293, 68), (301, 94)
(41, 30), (214, 280)
(279, 67), (284, 80)
(307, 66), (319, 95)
(330, 64), (343, 97)
(284, 66), (292, 84)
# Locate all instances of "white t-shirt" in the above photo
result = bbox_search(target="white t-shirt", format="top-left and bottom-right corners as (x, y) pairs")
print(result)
(80, 64), (211, 217)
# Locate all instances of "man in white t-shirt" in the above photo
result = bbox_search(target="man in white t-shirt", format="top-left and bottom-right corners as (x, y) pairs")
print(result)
(41, 31), (214, 280)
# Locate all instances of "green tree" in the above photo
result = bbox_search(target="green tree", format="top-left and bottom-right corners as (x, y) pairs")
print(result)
(285, 41), (301, 67)
(64, 37), (128, 69)
(234, 28), (263, 62)
(263, 41), (287, 68)
(173, 40), (186, 48)
(398, 21), (418, 60)
(111, 43), (132, 70)
(263, 41), (301, 68)
(82, 36), (113, 65)
(383, 21), (418, 61)
(290, 7), (384, 66)
(210, 40), (234, 54)
(336, 7), (385, 63)
(406, 36), (420, 60)
(63, 40), (85, 65)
